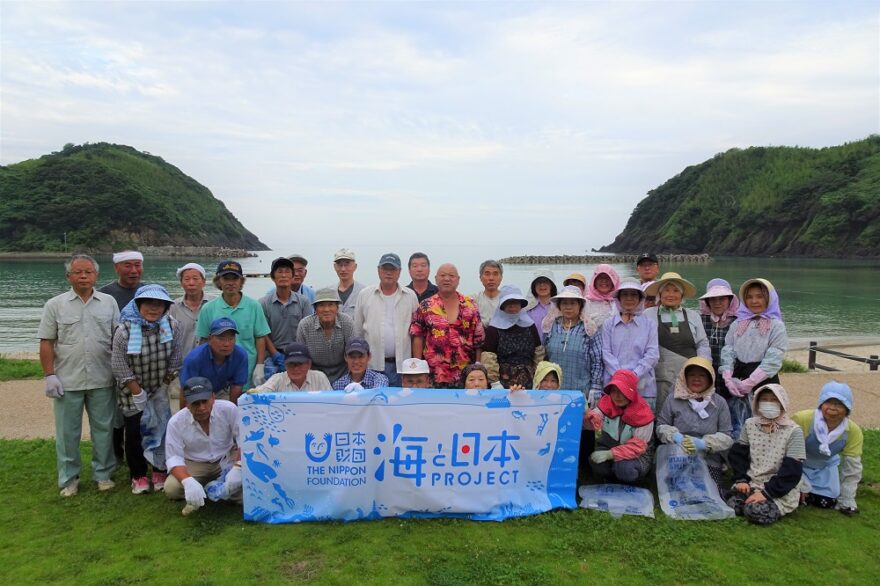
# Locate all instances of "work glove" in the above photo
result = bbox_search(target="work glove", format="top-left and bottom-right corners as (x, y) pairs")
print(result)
(590, 450), (614, 464)
(587, 389), (603, 409)
(344, 382), (364, 393)
(272, 352), (285, 372)
(224, 467), (242, 497)
(682, 436), (707, 454)
(739, 369), (768, 394)
(263, 361), (278, 381)
(182, 477), (206, 509)
(131, 389), (148, 412)
(252, 368), (266, 387)
(45, 375), (64, 399)
(672, 432), (684, 445)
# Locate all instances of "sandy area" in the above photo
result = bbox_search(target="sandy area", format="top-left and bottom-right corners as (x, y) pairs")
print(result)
(1, 372), (878, 440)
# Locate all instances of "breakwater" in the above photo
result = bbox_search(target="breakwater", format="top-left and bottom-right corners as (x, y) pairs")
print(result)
(498, 253), (711, 265)
(139, 246), (256, 258)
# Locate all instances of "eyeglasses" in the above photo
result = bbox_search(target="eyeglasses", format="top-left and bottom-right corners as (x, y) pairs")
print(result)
(293, 268), (307, 275)
(69, 270), (96, 276)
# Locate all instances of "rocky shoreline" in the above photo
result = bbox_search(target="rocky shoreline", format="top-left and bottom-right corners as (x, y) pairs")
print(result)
(499, 253), (712, 265)
(0, 246), (256, 259)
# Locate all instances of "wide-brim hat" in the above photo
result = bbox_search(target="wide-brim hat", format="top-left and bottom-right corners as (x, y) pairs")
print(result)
(498, 285), (528, 309)
(313, 287), (342, 305)
(645, 272), (697, 299)
(700, 281), (736, 300)
(614, 278), (645, 299)
(563, 272), (587, 288)
(738, 278), (774, 300)
(551, 285), (586, 305)
(134, 284), (172, 304)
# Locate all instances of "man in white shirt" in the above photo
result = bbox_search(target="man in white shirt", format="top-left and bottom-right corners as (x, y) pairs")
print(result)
(472, 260), (503, 322)
(164, 377), (242, 510)
(249, 343), (333, 392)
(354, 253), (419, 387)
(332, 248), (365, 317)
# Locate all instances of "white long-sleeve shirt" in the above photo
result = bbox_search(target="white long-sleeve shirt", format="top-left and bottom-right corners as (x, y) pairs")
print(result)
(353, 284), (419, 372)
(165, 399), (239, 470)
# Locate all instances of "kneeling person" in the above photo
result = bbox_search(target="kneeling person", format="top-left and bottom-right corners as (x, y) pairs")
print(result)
(165, 378), (242, 510)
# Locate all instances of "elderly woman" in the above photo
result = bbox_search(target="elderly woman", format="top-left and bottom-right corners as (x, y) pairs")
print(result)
(544, 285), (603, 398)
(720, 278), (788, 438)
(462, 363), (491, 390)
(644, 272), (711, 412)
(525, 270), (557, 344)
(296, 287), (354, 384)
(793, 381), (863, 515)
(482, 286), (545, 389)
(583, 264), (621, 330)
(601, 279), (660, 409)
(112, 284), (182, 494)
(699, 278), (739, 398)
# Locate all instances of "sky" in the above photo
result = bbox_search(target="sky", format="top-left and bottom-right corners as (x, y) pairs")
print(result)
(1, 1), (878, 254)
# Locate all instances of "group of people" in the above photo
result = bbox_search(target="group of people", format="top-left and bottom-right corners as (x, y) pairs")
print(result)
(38, 250), (864, 523)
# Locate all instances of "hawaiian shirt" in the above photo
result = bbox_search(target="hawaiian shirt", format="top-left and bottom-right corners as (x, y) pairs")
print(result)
(409, 293), (485, 385)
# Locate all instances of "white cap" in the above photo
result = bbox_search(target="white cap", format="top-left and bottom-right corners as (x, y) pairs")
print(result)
(176, 262), (206, 279)
(398, 358), (430, 375)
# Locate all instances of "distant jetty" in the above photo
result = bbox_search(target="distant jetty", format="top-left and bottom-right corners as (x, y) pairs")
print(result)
(499, 253), (712, 265)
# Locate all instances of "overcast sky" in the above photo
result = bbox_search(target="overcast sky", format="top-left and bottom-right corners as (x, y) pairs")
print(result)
(2, 1), (877, 253)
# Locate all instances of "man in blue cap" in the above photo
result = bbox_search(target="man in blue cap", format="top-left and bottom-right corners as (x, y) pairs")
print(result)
(179, 317), (249, 406)
(249, 343), (332, 392)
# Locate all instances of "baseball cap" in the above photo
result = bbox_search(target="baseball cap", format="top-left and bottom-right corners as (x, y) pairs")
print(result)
(636, 253), (658, 265)
(270, 257), (294, 277)
(398, 358), (430, 375)
(334, 248), (356, 262)
(345, 337), (370, 355)
(287, 253), (308, 266)
(183, 377), (214, 403)
(284, 343), (312, 364)
(209, 317), (238, 336)
(216, 260), (243, 277)
(378, 253), (401, 269)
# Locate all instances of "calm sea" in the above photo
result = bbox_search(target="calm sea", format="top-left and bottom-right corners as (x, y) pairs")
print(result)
(2, 248), (878, 354)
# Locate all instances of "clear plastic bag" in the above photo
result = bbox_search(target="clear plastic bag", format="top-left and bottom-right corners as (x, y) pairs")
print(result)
(655, 443), (735, 521)
(578, 483), (655, 518)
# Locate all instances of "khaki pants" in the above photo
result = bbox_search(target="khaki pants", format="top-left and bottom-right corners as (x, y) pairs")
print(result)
(164, 459), (221, 500)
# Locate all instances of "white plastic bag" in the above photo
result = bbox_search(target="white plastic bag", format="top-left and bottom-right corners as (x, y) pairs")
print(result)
(578, 484), (655, 518)
(655, 443), (735, 521)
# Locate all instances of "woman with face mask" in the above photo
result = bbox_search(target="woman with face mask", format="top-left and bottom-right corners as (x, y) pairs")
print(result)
(792, 381), (863, 515)
(601, 279), (660, 410)
(726, 384), (805, 525)
(720, 278), (788, 440)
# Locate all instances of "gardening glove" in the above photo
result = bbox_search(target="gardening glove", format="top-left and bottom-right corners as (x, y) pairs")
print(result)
(682, 436), (706, 454)
(739, 369), (768, 394)
(721, 371), (745, 396)
(251, 368), (266, 387)
(587, 389), (603, 409)
(272, 352), (285, 371)
(182, 476), (206, 508)
(344, 382), (364, 393)
(590, 450), (614, 464)
(131, 389), (148, 412)
(224, 467), (242, 498)
(672, 432), (684, 445)
(45, 374), (64, 399)
(263, 361), (278, 381)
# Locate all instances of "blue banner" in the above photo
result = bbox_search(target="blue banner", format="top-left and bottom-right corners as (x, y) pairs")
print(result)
(238, 387), (584, 522)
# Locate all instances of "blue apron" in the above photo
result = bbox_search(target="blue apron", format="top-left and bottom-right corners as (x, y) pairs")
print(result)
(803, 426), (848, 498)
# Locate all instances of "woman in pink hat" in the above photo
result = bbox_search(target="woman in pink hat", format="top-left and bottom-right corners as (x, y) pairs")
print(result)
(699, 278), (739, 397)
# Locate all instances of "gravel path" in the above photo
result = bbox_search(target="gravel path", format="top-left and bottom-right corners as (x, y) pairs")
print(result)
(2, 372), (878, 440)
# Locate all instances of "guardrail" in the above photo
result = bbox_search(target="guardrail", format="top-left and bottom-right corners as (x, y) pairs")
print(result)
(808, 341), (880, 372)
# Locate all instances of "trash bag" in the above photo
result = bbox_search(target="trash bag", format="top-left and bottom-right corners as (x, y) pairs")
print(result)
(655, 443), (735, 521)
(578, 484), (655, 518)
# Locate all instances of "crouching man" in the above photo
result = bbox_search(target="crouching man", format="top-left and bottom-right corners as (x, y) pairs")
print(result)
(164, 377), (242, 512)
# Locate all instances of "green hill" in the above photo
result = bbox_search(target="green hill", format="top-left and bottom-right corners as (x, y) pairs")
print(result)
(601, 136), (880, 257)
(0, 142), (268, 252)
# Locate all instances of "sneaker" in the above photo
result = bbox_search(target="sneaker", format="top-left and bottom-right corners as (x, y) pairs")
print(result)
(59, 479), (79, 497)
(151, 471), (167, 492)
(96, 479), (115, 492)
(131, 477), (151, 494)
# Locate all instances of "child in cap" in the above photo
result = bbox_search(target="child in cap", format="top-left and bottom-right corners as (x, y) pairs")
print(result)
(655, 357), (734, 489)
(793, 381), (863, 515)
(726, 384), (805, 525)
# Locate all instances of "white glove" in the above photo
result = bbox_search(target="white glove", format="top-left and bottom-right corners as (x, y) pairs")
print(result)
(344, 382), (364, 393)
(224, 467), (242, 497)
(45, 375), (64, 398)
(587, 389), (603, 408)
(182, 476), (206, 508)
(252, 368), (266, 387)
(131, 389), (148, 412)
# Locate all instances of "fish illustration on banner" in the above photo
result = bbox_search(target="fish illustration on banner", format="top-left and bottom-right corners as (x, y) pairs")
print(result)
(237, 388), (584, 523)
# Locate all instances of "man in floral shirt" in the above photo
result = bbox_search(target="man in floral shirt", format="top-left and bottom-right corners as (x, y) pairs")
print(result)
(409, 263), (484, 388)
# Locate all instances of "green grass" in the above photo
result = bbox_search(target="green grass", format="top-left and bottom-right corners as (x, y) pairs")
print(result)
(0, 357), (42, 381)
(2, 434), (878, 585)
(780, 358), (809, 373)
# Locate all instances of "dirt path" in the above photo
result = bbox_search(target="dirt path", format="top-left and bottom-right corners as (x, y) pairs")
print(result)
(1, 372), (878, 440)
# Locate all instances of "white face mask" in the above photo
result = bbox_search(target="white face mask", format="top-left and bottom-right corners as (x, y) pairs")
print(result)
(758, 402), (781, 419)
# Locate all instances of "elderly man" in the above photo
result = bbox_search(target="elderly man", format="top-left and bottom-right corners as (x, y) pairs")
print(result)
(169, 262), (213, 358)
(288, 253), (316, 303)
(410, 263), (484, 388)
(250, 343), (332, 392)
(398, 358), (432, 389)
(636, 253), (660, 309)
(99, 250), (144, 310)
(333, 248), (365, 317)
(195, 260), (270, 391)
(472, 260), (504, 322)
(295, 287), (354, 383)
(353, 252), (419, 386)
(38, 254), (120, 496)
(406, 252), (438, 302)
(179, 317), (249, 407)
(260, 257), (313, 362)
(164, 377), (242, 511)
(332, 338), (390, 390)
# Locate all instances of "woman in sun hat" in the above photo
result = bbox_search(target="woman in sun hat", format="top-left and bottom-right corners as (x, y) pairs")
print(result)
(699, 278), (739, 398)
(481, 286), (544, 389)
(644, 272), (710, 411)
(525, 270), (557, 344)
(583, 264), (621, 333)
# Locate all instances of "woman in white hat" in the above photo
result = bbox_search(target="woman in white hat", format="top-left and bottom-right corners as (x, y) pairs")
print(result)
(643, 272), (711, 412)
(544, 285), (603, 397)
(699, 278), (739, 407)
(482, 286), (544, 389)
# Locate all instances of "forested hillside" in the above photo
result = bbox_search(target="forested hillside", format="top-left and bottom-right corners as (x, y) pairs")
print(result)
(0, 143), (268, 252)
(602, 136), (880, 257)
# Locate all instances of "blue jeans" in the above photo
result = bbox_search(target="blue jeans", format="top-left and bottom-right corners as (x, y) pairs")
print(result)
(383, 360), (401, 387)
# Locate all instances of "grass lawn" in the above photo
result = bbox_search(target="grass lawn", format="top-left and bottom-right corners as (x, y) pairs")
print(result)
(0, 357), (42, 381)
(1, 433), (878, 585)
